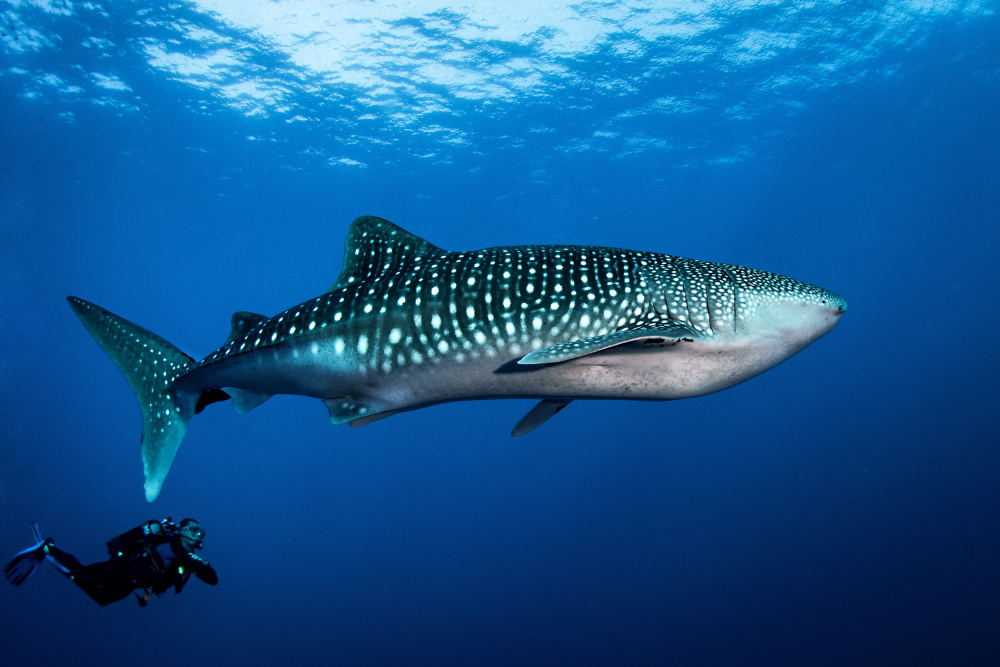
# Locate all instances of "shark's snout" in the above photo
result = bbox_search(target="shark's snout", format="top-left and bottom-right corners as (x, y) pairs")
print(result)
(822, 292), (848, 315)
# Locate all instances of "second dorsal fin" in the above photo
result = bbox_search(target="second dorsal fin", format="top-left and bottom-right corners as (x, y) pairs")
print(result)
(225, 311), (269, 346)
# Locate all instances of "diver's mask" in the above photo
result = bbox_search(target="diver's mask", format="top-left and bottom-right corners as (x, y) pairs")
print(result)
(182, 523), (206, 549)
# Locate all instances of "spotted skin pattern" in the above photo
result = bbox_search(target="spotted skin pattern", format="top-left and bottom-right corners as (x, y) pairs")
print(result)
(199, 217), (840, 371)
(68, 216), (846, 500)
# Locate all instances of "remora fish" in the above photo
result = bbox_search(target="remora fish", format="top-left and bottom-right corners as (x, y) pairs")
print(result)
(69, 216), (847, 501)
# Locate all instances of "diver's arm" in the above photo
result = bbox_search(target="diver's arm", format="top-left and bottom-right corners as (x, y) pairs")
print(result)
(183, 551), (218, 585)
(169, 537), (219, 585)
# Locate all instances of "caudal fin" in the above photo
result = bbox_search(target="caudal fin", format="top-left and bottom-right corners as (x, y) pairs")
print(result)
(67, 297), (213, 501)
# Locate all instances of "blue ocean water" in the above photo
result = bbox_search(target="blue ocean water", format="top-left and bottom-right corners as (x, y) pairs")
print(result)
(1, 0), (998, 664)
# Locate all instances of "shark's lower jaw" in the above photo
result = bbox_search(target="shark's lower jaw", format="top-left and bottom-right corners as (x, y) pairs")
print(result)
(68, 215), (846, 500)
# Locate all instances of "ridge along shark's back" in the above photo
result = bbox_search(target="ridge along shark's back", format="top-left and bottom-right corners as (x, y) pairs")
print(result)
(68, 216), (847, 500)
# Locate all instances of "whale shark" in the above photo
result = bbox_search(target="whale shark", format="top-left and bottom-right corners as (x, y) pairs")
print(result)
(69, 215), (847, 501)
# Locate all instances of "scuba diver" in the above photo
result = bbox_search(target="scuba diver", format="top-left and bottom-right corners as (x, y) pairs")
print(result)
(4, 517), (218, 606)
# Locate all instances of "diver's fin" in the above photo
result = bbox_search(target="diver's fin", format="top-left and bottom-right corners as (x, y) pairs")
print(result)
(27, 522), (69, 574)
(518, 322), (703, 365)
(30, 522), (71, 575)
(43, 549), (71, 575)
(511, 399), (572, 436)
(67, 297), (208, 502)
(4, 523), (47, 586)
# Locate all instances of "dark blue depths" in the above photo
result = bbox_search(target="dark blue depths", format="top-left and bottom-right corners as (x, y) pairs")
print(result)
(1, 2), (998, 665)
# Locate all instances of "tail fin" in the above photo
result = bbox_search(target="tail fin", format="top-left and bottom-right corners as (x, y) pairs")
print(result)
(67, 297), (211, 501)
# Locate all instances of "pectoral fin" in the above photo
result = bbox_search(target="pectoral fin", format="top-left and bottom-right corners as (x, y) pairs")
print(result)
(324, 396), (375, 425)
(349, 410), (399, 428)
(511, 399), (572, 436)
(518, 322), (703, 365)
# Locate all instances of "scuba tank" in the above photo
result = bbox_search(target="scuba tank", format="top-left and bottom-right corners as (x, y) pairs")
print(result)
(105, 518), (182, 605)
(106, 519), (169, 558)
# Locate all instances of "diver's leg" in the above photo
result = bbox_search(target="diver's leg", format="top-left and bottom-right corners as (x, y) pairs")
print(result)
(41, 543), (84, 576)
(45, 546), (132, 606)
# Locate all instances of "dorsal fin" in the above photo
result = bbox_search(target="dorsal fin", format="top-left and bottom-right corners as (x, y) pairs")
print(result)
(225, 311), (269, 347)
(329, 216), (442, 292)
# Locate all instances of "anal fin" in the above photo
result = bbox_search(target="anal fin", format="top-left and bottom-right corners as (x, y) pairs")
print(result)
(227, 388), (273, 415)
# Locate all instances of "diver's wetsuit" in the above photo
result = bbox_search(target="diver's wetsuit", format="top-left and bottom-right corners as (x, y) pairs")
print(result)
(46, 536), (218, 606)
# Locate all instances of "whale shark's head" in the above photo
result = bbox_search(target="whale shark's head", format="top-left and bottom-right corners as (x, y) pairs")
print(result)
(739, 278), (847, 354)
